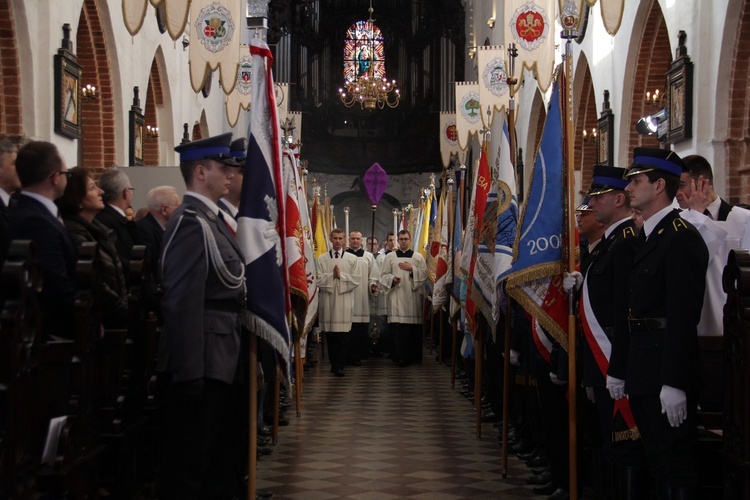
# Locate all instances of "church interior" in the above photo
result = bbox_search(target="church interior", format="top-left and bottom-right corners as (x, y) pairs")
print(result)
(2, 0), (750, 498)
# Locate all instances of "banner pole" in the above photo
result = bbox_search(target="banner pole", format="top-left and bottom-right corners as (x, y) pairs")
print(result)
(561, 4), (581, 498)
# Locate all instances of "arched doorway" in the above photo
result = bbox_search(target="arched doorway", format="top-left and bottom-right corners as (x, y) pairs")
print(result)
(573, 53), (598, 196)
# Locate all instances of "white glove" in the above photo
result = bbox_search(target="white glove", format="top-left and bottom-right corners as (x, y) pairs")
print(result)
(550, 372), (566, 386)
(563, 271), (584, 292)
(660, 385), (687, 428)
(585, 386), (596, 403)
(606, 375), (625, 400)
(509, 349), (520, 366)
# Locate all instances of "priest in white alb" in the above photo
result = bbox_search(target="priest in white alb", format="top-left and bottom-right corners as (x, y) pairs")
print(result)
(380, 229), (427, 366)
(345, 230), (378, 365)
(317, 228), (359, 377)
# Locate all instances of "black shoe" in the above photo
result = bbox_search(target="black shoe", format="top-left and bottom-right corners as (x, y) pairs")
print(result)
(532, 482), (557, 496)
(277, 418), (289, 426)
(516, 448), (538, 460)
(257, 447), (274, 456)
(334, 369), (345, 377)
(531, 467), (549, 475)
(526, 471), (552, 485)
(258, 436), (270, 446)
(256, 490), (273, 499)
(258, 425), (272, 437)
(547, 487), (570, 500)
(525, 456), (549, 468)
(481, 411), (500, 422)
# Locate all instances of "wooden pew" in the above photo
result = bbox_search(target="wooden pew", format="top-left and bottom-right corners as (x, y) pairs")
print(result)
(0, 240), (43, 498)
(722, 249), (750, 498)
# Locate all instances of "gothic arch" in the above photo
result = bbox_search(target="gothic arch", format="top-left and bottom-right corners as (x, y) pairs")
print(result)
(723, 0), (750, 203)
(0, 0), (22, 136)
(621, 0), (672, 165)
(76, 0), (116, 171)
(142, 47), (174, 166)
(573, 53), (598, 195)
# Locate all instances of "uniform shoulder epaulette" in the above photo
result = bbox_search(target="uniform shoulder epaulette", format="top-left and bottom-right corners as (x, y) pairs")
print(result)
(672, 217), (688, 232)
(622, 226), (637, 239)
(184, 206), (197, 216)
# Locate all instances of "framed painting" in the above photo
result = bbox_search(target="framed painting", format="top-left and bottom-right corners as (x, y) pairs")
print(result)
(667, 31), (693, 145)
(54, 51), (82, 139)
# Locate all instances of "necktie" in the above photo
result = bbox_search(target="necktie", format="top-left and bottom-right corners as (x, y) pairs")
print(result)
(703, 209), (713, 219)
(218, 211), (237, 235)
(334, 251), (339, 259)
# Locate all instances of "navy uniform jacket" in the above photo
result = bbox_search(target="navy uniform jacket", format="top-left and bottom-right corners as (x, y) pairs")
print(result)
(8, 195), (77, 338)
(0, 195), (12, 264)
(95, 204), (140, 273)
(158, 195), (246, 384)
(608, 209), (708, 395)
(581, 219), (640, 387)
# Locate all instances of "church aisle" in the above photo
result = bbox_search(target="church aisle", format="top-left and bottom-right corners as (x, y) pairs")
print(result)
(256, 350), (540, 499)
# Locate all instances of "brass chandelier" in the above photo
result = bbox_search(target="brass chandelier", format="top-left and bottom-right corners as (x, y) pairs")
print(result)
(338, 73), (400, 110)
(338, 0), (400, 110)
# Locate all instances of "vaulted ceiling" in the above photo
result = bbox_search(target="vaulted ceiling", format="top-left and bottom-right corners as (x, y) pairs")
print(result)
(267, 0), (466, 175)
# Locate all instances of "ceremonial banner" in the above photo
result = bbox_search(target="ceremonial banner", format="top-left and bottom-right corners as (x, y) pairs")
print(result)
(477, 46), (511, 127)
(312, 195), (328, 259)
(472, 121), (517, 326)
(276, 83), (290, 130)
(283, 150), (317, 337)
(600, 0), (626, 35)
(430, 190), (449, 298)
(237, 38), (291, 375)
(464, 147), (492, 332)
(189, 0), (240, 94)
(505, 82), (567, 346)
(417, 193), (433, 259)
(440, 112), (460, 169)
(122, 0), (148, 35)
(450, 179), (463, 301)
(454, 82), (482, 151)
(504, 0), (557, 92)
(494, 123), (519, 284)
(225, 45), (252, 127)
(288, 111), (303, 144)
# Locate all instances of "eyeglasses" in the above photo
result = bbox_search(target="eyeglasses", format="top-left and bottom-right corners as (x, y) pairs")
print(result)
(126, 187), (135, 192)
(50, 170), (72, 179)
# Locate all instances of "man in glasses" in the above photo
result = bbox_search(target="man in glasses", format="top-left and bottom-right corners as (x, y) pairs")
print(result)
(7, 140), (76, 340)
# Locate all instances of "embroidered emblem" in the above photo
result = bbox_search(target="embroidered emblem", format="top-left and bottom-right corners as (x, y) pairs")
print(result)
(443, 119), (458, 147)
(509, 2), (551, 52)
(459, 91), (481, 124)
(194, 2), (235, 53)
(237, 54), (252, 95)
(482, 57), (509, 98)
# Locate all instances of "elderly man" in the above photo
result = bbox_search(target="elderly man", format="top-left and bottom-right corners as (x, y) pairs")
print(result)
(96, 167), (140, 274)
(136, 185), (179, 277)
(317, 228), (359, 377)
(345, 230), (378, 365)
(158, 133), (246, 499)
(8, 141), (76, 340)
(608, 148), (708, 498)
(380, 230), (427, 366)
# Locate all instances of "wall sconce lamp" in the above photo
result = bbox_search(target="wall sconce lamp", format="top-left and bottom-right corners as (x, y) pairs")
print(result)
(146, 125), (159, 140)
(645, 89), (664, 108)
(82, 84), (97, 101)
(487, 17), (496, 28)
(582, 128), (597, 142)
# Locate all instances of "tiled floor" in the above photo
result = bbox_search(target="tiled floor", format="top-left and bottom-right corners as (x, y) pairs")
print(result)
(256, 349), (542, 499)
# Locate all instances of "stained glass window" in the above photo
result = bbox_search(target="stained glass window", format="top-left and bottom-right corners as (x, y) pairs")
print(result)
(343, 20), (386, 83)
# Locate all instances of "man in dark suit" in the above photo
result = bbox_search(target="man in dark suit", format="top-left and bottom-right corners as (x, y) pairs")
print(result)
(608, 148), (709, 498)
(158, 133), (246, 500)
(8, 141), (77, 340)
(0, 139), (20, 265)
(95, 167), (140, 274)
(566, 166), (648, 498)
(136, 185), (179, 279)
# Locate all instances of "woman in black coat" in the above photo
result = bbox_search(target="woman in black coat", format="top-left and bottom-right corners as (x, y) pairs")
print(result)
(57, 166), (128, 328)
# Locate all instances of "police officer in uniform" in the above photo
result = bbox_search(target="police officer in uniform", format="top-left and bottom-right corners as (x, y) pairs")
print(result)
(566, 165), (648, 498)
(607, 148), (708, 499)
(158, 133), (247, 499)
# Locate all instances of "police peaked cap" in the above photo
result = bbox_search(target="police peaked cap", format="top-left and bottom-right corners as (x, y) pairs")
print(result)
(588, 165), (630, 196)
(174, 132), (236, 165)
(624, 147), (687, 178)
(576, 196), (593, 212)
(223, 138), (248, 168)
